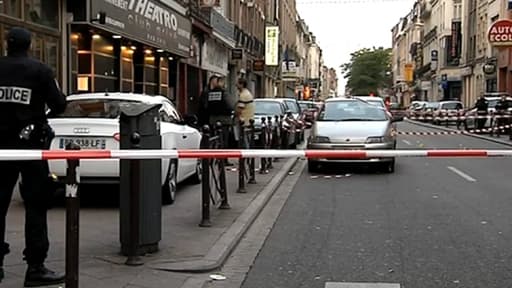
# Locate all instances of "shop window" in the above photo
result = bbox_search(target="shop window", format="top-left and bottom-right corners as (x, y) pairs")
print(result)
(145, 84), (157, 95)
(94, 54), (117, 77)
(122, 60), (133, 79)
(24, 0), (59, 29)
(144, 66), (157, 83)
(0, 0), (21, 18)
(122, 80), (133, 92)
(78, 53), (91, 74)
(95, 77), (116, 93)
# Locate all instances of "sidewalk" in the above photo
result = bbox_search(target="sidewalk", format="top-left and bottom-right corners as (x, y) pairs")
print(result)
(3, 157), (297, 288)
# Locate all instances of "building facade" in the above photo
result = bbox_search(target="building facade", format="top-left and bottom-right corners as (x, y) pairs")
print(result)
(2, 0), (327, 116)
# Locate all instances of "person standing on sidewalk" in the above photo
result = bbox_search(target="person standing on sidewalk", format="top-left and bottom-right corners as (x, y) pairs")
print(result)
(0, 27), (66, 287)
(473, 95), (488, 131)
(198, 76), (219, 127)
(206, 76), (236, 149)
(494, 95), (510, 135)
(235, 78), (255, 148)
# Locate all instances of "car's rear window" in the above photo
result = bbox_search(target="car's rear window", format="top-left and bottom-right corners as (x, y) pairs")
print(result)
(54, 99), (139, 118)
(255, 101), (282, 116)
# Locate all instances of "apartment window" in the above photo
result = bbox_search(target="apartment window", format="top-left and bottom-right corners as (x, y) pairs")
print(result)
(24, 0), (60, 29)
(0, 0), (21, 18)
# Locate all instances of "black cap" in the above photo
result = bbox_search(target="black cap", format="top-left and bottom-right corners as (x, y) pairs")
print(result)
(7, 27), (31, 54)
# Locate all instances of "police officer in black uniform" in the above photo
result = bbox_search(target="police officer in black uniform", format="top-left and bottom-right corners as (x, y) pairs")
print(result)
(0, 27), (66, 286)
(495, 95), (510, 136)
(473, 95), (489, 130)
(207, 76), (236, 148)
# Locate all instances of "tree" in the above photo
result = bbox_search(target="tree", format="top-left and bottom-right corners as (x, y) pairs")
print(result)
(341, 47), (392, 96)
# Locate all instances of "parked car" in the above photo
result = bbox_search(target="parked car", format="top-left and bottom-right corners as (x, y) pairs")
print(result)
(307, 97), (403, 173)
(432, 100), (464, 125)
(47, 93), (202, 204)
(419, 102), (440, 122)
(298, 100), (319, 123)
(253, 99), (297, 148)
(275, 98), (306, 144)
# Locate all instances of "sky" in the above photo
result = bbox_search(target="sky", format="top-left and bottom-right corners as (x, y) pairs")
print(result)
(296, 0), (416, 94)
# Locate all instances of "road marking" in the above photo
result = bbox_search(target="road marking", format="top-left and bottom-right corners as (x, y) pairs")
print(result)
(447, 166), (476, 182)
(325, 283), (400, 288)
(402, 139), (412, 145)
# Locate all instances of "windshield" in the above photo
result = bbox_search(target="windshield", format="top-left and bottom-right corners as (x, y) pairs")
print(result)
(285, 101), (300, 113)
(319, 100), (388, 121)
(299, 102), (316, 110)
(54, 99), (139, 118)
(488, 100), (498, 108)
(254, 101), (283, 115)
(365, 99), (385, 108)
(441, 102), (463, 110)
(426, 102), (440, 109)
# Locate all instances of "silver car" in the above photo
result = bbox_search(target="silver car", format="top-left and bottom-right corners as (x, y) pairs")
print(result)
(307, 97), (403, 173)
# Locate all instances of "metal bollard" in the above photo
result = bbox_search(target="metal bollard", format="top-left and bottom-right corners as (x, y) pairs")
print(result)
(65, 143), (81, 288)
(248, 119), (256, 184)
(260, 117), (267, 173)
(199, 125), (212, 227)
(237, 122), (247, 193)
(215, 122), (230, 209)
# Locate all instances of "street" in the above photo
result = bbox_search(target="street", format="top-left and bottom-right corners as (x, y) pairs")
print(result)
(238, 121), (512, 288)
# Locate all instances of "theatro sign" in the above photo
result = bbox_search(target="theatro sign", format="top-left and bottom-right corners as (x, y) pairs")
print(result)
(91, 0), (192, 57)
(488, 19), (512, 47)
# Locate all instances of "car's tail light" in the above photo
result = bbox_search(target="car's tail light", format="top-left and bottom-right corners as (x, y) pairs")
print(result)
(113, 133), (120, 142)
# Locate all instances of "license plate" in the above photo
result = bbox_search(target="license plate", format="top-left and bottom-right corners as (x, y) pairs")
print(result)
(59, 137), (107, 149)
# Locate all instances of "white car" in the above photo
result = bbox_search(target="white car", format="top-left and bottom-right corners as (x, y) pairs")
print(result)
(47, 93), (202, 204)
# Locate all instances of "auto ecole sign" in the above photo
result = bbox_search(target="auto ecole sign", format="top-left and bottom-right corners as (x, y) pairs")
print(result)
(488, 19), (512, 47)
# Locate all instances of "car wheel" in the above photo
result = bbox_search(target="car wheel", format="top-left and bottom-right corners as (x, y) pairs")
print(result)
(162, 159), (178, 205)
(308, 160), (319, 173)
(190, 159), (202, 184)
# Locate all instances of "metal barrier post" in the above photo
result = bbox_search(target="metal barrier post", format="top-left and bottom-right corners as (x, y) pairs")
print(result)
(215, 122), (230, 209)
(260, 117), (267, 173)
(65, 143), (81, 288)
(237, 122), (247, 193)
(248, 119), (256, 184)
(267, 116), (274, 168)
(199, 125), (212, 227)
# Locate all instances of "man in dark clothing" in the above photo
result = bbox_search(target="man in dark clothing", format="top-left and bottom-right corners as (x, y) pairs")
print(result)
(494, 95), (510, 135)
(0, 27), (67, 287)
(198, 76), (219, 127)
(473, 96), (489, 130)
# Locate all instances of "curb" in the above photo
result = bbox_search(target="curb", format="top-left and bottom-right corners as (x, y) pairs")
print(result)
(147, 156), (299, 273)
(405, 119), (512, 147)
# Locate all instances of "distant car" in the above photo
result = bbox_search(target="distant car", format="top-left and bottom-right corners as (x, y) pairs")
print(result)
(298, 100), (319, 123)
(307, 97), (403, 173)
(47, 93), (202, 204)
(253, 99), (297, 148)
(275, 98), (306, 144)
(432, 100), (464, 125)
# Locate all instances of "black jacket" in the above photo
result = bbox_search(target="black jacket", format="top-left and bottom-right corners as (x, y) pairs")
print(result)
(495, 99), (509, 112)
(0, 53), (66, 137)
(474, 98), (488, 113)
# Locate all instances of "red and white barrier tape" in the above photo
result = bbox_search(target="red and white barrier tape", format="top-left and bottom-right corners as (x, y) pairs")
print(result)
(406, 115), (512, 120)
(1, 149), (512, 161)
(396, 124), (512, 136)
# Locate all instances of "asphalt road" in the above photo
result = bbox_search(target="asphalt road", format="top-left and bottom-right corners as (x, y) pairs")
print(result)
(240, 121), (512, 288)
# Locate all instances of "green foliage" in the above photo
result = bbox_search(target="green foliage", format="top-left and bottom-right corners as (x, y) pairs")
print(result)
(341, 47), (392, 96)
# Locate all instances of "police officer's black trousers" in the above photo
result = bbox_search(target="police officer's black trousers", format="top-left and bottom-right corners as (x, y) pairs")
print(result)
(0, 159), (50, 266)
